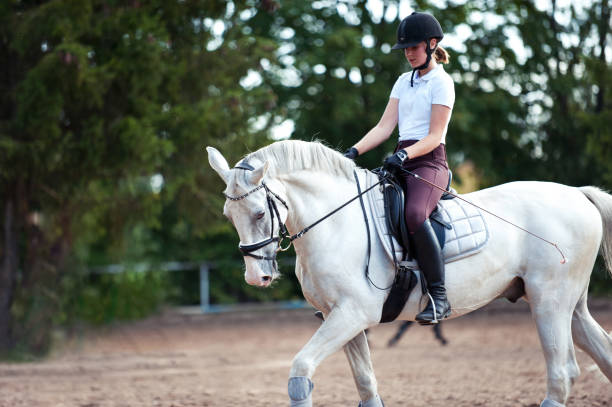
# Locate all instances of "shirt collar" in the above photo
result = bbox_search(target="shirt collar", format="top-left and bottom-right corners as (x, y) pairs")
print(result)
(413, 64), (443, 83)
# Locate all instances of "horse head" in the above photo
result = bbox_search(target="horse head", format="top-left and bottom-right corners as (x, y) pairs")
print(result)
(207, 146), (285, 287)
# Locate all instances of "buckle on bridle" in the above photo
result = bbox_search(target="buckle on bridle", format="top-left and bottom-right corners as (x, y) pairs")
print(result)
(277, 235), (292, 252)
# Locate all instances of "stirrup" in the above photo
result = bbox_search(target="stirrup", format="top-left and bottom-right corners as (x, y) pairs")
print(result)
(416, 292), (450, 325)
(417, 293), (439, 326)
(429, 292), (442, 324)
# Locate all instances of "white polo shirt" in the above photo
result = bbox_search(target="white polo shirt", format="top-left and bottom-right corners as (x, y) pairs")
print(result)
(390, 64), (455, 144)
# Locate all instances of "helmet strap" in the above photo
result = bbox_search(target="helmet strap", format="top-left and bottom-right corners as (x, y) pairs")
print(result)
(410, 41), (435, 87)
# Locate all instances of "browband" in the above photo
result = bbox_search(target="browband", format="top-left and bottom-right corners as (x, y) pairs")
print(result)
(235, 160), (255, 171)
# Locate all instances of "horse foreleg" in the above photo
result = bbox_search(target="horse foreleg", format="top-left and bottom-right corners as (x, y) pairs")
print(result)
(288, 305), (375, 407)
(343, 330), (384, 406)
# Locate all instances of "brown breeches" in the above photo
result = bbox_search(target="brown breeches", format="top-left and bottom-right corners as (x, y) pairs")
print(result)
(395, 140), (450, 233)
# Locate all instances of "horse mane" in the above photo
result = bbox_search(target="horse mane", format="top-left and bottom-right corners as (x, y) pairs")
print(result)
(245, 140), (357, 180)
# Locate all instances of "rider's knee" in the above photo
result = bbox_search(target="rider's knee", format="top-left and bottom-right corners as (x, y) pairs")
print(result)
(404, 206), (426, 232)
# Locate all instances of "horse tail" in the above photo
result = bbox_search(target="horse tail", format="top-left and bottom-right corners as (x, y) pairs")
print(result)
(580, 186), (612, 277)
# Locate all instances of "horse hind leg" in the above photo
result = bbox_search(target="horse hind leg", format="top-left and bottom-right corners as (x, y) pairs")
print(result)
(343, 331), (384, 406)
(315, 312), (384, 406)
(572, 290), (612, 381)
(527, 283), (581, 407)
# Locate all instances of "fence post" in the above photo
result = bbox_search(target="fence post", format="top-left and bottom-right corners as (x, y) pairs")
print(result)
(200, 263), (210, 313)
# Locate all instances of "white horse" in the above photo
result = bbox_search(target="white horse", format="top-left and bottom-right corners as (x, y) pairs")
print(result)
(207, 139), (612, 407)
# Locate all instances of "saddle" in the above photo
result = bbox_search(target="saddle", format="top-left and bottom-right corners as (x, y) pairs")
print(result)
(374, 168), (455, 323)
(378, 168), (455, 261)
(355, 168), (488, 323)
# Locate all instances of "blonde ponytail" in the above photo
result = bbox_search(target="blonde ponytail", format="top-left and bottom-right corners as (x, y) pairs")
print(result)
(434, 45), (450, 64)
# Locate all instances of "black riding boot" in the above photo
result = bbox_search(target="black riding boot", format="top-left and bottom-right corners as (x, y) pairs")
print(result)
(413, 219), (451, 325)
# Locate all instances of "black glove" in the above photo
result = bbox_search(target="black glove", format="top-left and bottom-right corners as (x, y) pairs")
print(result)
(383, 150), (408, 172)
(343, 147), (359, 160)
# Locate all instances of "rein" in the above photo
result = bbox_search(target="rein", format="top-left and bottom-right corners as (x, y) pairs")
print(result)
(398, 167), (568, 264)
(224, 163), (388, 262)
(224, 160), (566, 276)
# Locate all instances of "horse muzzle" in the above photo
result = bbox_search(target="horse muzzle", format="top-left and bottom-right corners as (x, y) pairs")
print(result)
(245, 271), (274, 287)
(244, 259), (277, 287)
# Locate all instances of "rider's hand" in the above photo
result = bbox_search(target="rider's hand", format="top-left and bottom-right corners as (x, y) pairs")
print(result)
(343, 147), (359, 160)
(383, 150), (408, 172)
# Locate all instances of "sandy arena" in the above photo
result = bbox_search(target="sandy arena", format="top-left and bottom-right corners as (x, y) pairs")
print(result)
(0, 299), (610, 407)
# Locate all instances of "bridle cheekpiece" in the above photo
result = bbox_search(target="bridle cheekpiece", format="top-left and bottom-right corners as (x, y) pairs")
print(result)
(223, 159), (389, 264)
(223, 160), (292, 261)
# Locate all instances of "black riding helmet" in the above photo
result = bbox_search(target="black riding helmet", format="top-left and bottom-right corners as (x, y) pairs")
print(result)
(392, 12), (444, 86)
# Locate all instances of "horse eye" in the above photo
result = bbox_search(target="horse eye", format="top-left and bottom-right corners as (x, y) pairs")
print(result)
(256, 211), (265, 220)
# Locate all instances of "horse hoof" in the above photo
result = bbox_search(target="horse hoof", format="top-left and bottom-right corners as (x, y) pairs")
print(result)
(358, 394), (384, 407)
(540, 399), (565, 407)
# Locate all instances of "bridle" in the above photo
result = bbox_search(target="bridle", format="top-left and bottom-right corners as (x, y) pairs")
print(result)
(225, 183), (292, 261)
(224, 161), (292, 261)
(223, 160), (386, 262)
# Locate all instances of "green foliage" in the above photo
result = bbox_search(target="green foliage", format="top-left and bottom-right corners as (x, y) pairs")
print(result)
(590, 258), (612, 298)
(6, 266), (169, 357)
(162, 228), (303, 306)
(1, 0), (611, 357)
(247, 0), (611, 189)
(207, 258), (303, 305)
(0, 0), (282, 354)
(62, 269), (169, 325)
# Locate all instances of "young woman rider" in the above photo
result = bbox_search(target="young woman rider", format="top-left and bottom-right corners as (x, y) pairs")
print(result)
(344, 12), (454, 324)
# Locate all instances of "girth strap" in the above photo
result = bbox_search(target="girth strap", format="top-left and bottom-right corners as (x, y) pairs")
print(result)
(380, 265), (419, 323)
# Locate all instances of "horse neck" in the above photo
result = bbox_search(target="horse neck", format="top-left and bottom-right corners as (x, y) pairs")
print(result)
(279, 171), (358, 243)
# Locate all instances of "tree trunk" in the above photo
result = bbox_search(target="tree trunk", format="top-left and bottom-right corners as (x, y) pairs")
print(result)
(0, 198), (18, 352)
(595, 0), (609, 113)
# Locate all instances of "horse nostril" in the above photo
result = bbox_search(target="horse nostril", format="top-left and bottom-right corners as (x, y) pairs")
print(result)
(262, 276), (271, 283)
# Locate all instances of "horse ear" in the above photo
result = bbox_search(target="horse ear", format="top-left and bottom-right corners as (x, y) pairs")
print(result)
(206, 146), (230, 184)
(249, 161), (269, 185)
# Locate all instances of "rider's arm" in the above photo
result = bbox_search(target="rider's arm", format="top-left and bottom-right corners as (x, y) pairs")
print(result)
(352, 98), (398, 155)
(402, 104), (451, 159)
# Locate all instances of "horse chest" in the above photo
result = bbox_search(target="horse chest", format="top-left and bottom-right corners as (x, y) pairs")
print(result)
(295, 261), (347, 312)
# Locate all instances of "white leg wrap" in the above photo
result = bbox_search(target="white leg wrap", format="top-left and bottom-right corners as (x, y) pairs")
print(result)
(288, 376), (313, 407)
(358, 394), (385, 407)
(540, 399), (565, 407)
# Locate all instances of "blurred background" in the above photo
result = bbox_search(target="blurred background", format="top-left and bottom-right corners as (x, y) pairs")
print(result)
(0, 0), (610, 357)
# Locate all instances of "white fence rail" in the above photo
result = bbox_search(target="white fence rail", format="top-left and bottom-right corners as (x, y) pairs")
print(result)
(90, 261), (308, 313)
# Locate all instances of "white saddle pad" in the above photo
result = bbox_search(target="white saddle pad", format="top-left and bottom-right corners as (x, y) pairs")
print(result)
(359, 169), (489, 265)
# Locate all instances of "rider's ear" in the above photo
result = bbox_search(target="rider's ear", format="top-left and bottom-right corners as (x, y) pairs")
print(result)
(207, 146), (231, 184)
(250, 161), (269, 185)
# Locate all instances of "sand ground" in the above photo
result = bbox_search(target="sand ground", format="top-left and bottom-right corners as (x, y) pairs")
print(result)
(0, 299), (610, 406)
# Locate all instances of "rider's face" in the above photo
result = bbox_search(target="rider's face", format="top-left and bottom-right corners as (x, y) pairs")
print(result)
(404, 39), (436, 68)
